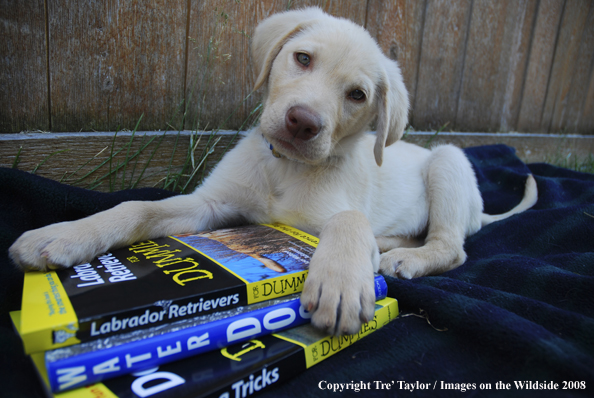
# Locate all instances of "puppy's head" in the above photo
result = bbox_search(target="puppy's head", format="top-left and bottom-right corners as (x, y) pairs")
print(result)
(252, 7), (409, 166)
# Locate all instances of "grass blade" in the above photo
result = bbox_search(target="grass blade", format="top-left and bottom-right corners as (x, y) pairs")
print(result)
(12, 146), (22, 169)
(32, 149), (70, 174)
(120, 114), (143, 190)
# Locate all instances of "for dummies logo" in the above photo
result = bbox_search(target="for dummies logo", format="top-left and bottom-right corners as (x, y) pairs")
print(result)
(129, 240), (213, 286)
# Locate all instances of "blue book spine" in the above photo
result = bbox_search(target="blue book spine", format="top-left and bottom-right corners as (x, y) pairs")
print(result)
(46, 275), (388, 392)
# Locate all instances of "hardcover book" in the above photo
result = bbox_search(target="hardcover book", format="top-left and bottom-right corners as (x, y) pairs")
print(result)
(16, 297), (399, 398)
(42, 275), (387, 392)
(20, 224), (319, 354)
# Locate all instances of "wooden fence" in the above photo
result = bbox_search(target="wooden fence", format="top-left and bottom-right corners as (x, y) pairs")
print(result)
(2, 0), (593, 135)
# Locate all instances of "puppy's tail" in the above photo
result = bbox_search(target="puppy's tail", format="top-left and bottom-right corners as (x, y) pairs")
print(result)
(481, 174), (538, 227)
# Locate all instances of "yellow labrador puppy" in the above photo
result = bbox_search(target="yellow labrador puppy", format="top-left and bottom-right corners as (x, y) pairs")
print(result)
(10, 8), (537, 335)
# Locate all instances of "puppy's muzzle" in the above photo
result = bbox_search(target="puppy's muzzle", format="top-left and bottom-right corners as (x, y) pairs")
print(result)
(285, 106), (322, 141)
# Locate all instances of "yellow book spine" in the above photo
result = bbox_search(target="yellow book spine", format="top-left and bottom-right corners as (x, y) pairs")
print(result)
(275, 297), (399, 368)
(20, 271), (80, 353)
(263, 223), (319, 247)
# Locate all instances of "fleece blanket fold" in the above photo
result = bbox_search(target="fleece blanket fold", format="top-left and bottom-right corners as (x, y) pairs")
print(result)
(1, 145), (593, 397)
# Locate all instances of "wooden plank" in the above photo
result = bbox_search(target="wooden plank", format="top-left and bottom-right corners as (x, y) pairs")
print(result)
(412, 0), (473, 131)
(400, 132), (594, 165)
(47, 0), (188, 132)
(497, 0), (539, 132)
(366, 0), (426, 115)
(0, 0), (49, 133)
(316, 0), (368, 23)
(184, 0), (258, 132)
(516, 0), (564, 133)
(543, 0), (594, 134)
(575, 6), (594, 134)
(580, 55), (594, 133)
(3, 131), (593, 192)
(455, 0), (537, 132)
(541, 0), (590, 134)
(0, 131), (242, 193)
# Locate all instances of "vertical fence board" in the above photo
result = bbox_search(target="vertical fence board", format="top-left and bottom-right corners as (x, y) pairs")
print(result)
(185, 1), (250, 132)
(548, 2), (593, 133)
(0, 0), (49, 133)
(565, 4), (594, 134)
(580, 57), (594, 133)
(516, 0), (564, 133)
(47, 0), (188, 132)
(413, 0), (473, 130)
(366, 0), (426, 119)
(497, 0), (539, 132)
(499, 0), (538, 132)
(456, 0), (537, 132)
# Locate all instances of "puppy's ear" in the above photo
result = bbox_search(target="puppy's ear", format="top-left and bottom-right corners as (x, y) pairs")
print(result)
(373, 57), (410, 166)
(252, 7), (325, 91)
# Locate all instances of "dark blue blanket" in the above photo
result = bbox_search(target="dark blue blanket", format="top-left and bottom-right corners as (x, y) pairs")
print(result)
(1, 145), (593, 397)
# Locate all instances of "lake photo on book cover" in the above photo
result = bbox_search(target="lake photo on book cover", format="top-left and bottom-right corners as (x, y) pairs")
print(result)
(174, 227), (313, 283)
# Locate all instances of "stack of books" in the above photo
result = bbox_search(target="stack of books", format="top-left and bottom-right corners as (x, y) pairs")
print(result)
(11, 223), (398, 397)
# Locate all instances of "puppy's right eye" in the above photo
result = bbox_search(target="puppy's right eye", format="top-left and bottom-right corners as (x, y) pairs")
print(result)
(295, 52), (311, 67)
(348, 89), (366, 102)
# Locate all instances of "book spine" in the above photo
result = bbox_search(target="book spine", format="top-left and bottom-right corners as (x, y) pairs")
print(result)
(20, 271), (81, 354)
(46, 275), (388, 392)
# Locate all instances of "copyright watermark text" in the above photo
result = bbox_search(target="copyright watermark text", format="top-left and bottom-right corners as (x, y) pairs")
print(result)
(318, 380), (587, 393)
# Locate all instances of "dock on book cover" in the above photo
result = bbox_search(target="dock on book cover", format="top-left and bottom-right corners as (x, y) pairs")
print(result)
(19, 224), (319, 353)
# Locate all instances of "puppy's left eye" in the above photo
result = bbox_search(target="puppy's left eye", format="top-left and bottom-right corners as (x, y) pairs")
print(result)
(348, 89), (366, 102)
(295, 52), (311, 67)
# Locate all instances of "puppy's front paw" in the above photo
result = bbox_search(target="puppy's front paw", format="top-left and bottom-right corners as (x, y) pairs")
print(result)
(301, 261), (375, 335)
(301, 229), (379, 335)
(379, 248), (421, 279)
(300, 211), (379, 335)
(9, 222), (103, 272)
(380, 244), (466, 279)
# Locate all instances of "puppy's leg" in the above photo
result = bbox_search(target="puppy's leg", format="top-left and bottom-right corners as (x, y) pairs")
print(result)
(380, 145), (483, 279)
(301, 210), (379, 335)
(376, 236), (424, 252)
(9, 192), (243, 272)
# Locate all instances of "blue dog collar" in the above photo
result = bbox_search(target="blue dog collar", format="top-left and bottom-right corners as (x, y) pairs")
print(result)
(263, 135), (283, 158)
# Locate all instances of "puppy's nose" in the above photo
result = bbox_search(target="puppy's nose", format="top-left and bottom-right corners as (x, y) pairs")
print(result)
(285, 106), (321, 141)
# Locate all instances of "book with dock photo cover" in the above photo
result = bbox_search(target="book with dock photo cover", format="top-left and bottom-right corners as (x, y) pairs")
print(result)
(19, 223), (319, 354)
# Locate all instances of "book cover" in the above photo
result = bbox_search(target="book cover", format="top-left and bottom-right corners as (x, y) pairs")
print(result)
(43, 275), (387, 392)
(17, 297), (398, 398)
(20, 223), (319, 354)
